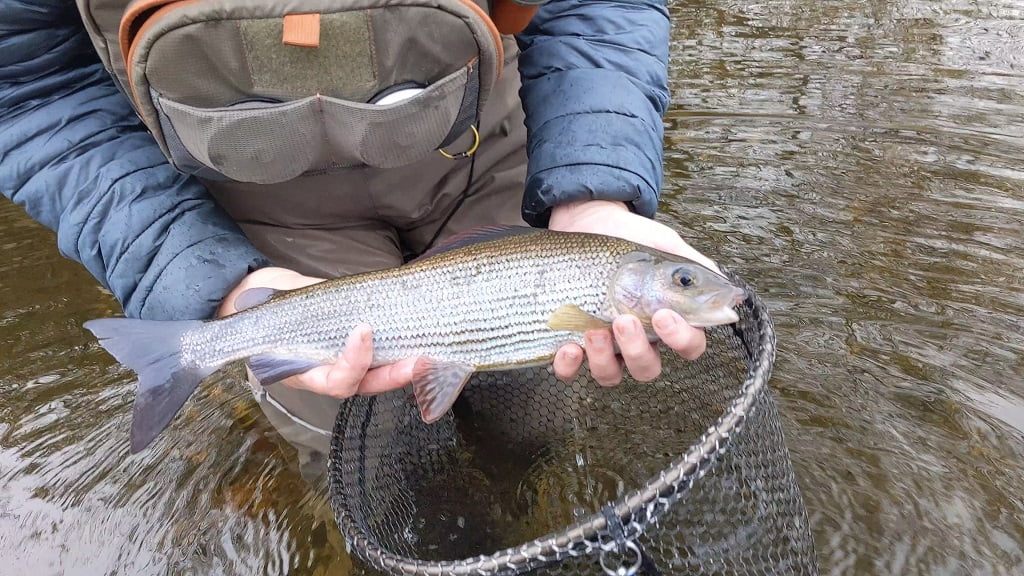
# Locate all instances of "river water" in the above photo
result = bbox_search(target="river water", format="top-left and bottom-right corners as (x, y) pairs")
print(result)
(2, 0), (1022, 574)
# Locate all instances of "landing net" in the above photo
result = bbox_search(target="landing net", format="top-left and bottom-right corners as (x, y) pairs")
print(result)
(329, 272), (818, 575)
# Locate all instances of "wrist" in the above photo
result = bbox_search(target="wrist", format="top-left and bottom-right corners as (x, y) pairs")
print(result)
(549, 200), (630, 231)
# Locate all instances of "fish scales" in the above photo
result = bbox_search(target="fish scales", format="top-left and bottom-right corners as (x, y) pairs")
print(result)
(84, 227), (744, 451)
(182, 232), (631, 371)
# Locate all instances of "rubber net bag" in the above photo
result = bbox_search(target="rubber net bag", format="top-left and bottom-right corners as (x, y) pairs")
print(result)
(328, 272), (819, 575)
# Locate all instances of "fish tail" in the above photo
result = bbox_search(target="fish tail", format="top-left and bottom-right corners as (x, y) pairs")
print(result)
(84, 317), (214, 453)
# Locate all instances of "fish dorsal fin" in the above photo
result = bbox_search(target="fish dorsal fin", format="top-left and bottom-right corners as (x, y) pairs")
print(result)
(548, 304), (611, 332)
(234, 287), (279, 312)
(411, 358), (476, 423)
(414, 225), (538, 261)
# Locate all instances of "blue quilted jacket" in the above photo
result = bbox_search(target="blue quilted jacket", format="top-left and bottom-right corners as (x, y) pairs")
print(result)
(0, 0), (670, 321)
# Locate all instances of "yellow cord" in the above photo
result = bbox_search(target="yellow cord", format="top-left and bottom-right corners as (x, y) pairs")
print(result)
(438, 125), (480, 159)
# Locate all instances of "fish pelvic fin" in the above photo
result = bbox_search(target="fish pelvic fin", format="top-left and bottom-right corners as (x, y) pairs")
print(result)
(547, 304), (611, 332)
(411, 359), (476, 423)
(83, 318), (213, 453)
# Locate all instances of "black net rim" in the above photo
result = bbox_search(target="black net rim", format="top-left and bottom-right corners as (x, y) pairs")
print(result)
(329, 271), (776, 575)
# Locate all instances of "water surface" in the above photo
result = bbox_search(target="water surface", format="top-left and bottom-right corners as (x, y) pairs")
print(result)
(2, 0), (1023, 574)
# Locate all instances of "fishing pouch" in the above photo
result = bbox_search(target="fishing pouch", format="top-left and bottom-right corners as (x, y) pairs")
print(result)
(75, 0), (534, 184)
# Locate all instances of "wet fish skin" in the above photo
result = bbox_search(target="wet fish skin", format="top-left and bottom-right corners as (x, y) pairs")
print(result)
(84, 226), (744, 453)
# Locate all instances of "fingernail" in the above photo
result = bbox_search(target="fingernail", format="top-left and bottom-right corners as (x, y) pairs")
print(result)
(563, 348), (580, 362)
(654, 312), (679, 331)
(615, 318), (637, 339)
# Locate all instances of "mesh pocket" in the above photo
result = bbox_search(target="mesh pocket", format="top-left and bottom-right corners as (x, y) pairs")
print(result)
(151, 62), (476, 183)
(155, 95), (322, 183)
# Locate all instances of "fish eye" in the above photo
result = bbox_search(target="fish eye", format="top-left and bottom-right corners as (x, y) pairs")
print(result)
(673, 268), (696, 287)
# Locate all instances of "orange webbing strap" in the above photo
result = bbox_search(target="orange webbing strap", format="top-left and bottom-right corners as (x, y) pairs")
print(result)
(490, 0), (538, 34)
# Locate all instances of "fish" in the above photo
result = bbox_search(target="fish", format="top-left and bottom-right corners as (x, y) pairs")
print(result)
(84, 226), (746, 453)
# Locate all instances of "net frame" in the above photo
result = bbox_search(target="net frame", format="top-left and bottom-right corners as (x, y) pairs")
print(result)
(328, 272), (817, 575)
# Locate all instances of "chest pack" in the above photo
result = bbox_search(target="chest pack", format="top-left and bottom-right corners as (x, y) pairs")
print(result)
(74, 0), (543, 184)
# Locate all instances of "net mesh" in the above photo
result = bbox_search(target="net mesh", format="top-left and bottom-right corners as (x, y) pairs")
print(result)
(328, 272), (819, 575)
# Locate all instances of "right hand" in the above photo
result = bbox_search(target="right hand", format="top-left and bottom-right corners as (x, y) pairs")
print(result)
(218, 267), (417, 398)
(547, 200), (712, 387)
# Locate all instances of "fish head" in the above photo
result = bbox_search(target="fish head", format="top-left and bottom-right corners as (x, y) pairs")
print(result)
(610, 252), (746, 328)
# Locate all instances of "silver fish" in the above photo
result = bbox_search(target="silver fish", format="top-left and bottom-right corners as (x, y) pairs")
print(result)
(84, 226), (745, 452)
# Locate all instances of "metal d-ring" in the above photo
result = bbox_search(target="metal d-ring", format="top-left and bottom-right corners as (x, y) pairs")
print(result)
(438, 125), (480, 159)
(599, 540), (643, 576)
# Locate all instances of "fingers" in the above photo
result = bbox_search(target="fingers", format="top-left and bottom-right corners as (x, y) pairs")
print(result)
(578, 313), (706, 388)
(546, 201), (722, 276)
(281, 324), (418, 399)
(357, 357), (418, 395)
(278, 313), (707, 400)
(553, 344), (585, 381)
(319, 324), (374, 396)
(613, 316), (662, 382)
(652, 309), (706, 361)
(286, 324), (380, 398)
(645, 224), (722, 275)
(584, 329), (624, 387)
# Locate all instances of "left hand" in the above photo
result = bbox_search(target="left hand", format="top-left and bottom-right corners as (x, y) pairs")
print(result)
(547, 200), (718, 386)
(218, 267), (417, 398)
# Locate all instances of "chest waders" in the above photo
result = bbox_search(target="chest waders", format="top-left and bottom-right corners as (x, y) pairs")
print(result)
(75, 0), (545, 182)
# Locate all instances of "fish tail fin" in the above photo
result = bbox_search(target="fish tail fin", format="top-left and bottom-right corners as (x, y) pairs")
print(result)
(84, 318), (213, 453)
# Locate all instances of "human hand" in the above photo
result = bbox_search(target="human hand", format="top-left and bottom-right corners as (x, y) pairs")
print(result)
(218, 267), (416, 398)
(547, 200), (719, 386)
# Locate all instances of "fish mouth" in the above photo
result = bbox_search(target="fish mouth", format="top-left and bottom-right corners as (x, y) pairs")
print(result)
(730, 286), (747, 306)
(705, 286), (747, 309)
(687, 286), (747, 327)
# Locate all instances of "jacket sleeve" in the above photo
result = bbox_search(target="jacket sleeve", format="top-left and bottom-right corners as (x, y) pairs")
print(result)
(515, 0), (671, 227)
(0, 0), (271, 321)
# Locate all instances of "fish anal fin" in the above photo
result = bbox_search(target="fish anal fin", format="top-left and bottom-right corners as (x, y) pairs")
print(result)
(248, 354), (326, 384)
(547, 304), (611, 332)
(411, 359), (476, 423)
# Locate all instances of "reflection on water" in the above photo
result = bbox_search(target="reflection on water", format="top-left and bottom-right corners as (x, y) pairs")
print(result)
(660, 1), (1024, 574)
(2, 0), (1023, 574)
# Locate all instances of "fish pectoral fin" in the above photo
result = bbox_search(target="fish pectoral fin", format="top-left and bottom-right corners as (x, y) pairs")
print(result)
(249, 355), (326, 384)
(547, 304), (611, 332)
(411, 359), (475, 423)
(233, 287), (280, 312)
